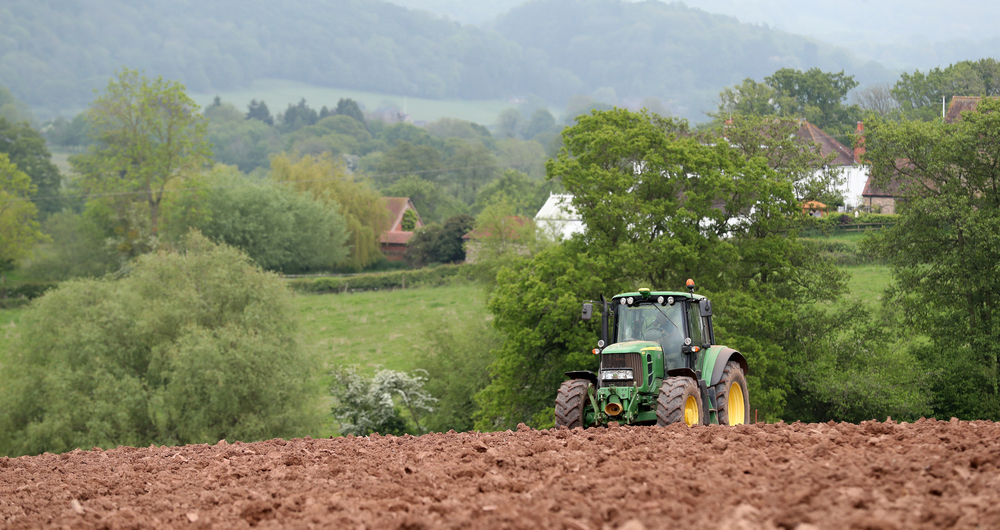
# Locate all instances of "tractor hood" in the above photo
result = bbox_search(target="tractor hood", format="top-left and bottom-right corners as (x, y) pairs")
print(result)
(602, 340), (662, 354)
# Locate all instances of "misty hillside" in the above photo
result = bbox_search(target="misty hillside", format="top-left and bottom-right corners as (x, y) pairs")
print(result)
(3, 0), (891, 121)
(492, 0), (894, 116)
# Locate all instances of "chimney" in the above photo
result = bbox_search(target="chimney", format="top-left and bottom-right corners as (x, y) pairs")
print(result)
(853, 121), (865, 164)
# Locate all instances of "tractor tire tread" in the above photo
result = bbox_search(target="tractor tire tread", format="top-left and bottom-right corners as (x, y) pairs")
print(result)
(656, 377), (702, 426)
(555, 379), (591, 429)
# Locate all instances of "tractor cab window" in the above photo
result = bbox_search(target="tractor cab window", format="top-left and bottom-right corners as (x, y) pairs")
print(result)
(687, 302), (705, 346)
(615, 301), (684, 351)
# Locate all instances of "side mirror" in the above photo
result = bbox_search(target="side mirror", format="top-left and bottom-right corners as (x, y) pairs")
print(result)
(699, 299), (712, 317)
(582, 302), (593, 321)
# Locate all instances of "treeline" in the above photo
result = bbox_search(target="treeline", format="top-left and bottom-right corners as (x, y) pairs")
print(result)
(2, 0), (891, 120)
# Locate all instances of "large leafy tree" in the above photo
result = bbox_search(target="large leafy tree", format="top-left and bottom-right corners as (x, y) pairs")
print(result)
(862, 98), (1000, 419)
(475, 109), (865, 429)
(0, 233), (319, 456)
(188, 166), (349, 273)
(714, 68), (861, 135)
(71, 69), (211, 241)
(270, 152), (389, 269)
(0, 117), (62, 216)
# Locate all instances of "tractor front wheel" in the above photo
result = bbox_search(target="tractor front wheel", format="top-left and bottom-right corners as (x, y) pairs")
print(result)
(714, 360), (750, 425)
(555, 379), (592, 429)
(656, 377), (702, 427)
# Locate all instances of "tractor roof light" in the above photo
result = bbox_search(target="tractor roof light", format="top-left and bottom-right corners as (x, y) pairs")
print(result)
(626, 296), (635, 305)
(686, 278), (695, 294)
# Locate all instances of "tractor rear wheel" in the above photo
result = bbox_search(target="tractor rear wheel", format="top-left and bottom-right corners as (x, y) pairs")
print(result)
(714, 361), (750, 425)
(656, 377), (702, 427)
(555, 379), (591, 428)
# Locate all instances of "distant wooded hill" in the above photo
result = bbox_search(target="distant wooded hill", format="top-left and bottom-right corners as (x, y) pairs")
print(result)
(2, 0), (893, 121)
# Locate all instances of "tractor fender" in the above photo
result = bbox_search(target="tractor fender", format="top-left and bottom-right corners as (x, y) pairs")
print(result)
(665, 368), (698, 381)
(708, 348), (749, 386)
(564, 370), (598, 386)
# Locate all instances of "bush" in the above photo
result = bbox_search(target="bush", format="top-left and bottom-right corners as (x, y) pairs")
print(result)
(286, 263), (478, 294)
(0, 232), (319, 456)
(329, 367), (436, 435)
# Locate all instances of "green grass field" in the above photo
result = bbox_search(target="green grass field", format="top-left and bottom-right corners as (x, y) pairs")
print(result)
(295, 282), (488, 374)
(842, 264), (893, 307)
(189, 79), (526, 126)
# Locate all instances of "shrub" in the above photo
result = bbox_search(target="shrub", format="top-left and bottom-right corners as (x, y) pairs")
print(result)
(0, 232), (319, 456)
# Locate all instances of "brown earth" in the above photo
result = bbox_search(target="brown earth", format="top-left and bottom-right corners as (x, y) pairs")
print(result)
(3, 418), (1000, 530)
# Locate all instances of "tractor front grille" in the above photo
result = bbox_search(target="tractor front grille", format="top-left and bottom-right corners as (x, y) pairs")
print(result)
(601, 353), (643, 387)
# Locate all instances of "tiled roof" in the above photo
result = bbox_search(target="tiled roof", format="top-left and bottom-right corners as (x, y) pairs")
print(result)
(382, 197), (424, 232)
(945, 96), (983, 123)
(795, 121), (856, 166)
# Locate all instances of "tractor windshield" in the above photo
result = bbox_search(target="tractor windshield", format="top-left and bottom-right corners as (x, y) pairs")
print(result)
(615, 302), (684, 352)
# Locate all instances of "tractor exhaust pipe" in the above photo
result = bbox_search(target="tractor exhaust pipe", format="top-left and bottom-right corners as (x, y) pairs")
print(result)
(604, 396), (623, 416)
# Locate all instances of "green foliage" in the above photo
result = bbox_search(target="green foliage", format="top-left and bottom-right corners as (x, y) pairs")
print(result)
(329, 367), (437, 435)
(405, 214), (475, 267)
(186, 166), (349, 274)
(0, 153), (47, 266)
(205, 102), (277, 172)
(0, 233), (319, 456)
(373, 141), (444, 187)
(0, 83), (34, 125)
(416, 314), (500, 433)
(861, 98), (1000, 420)
(472, 169), (552, 216)
(474, 241), (603, 430)
(476, 109), (878, 427)
(0, 117), (63, 217)
(714, 68), (862, 135)
(71, 69), (211, 242)
(271, 153), (389, 269)
(382, 175), (468, 224)
(401, 209), (418, 231)
(892, 59), (1000, 121)
(19, 210), (119, 281)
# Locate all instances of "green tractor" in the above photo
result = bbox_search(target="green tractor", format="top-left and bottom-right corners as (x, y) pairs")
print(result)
(556, 280), (750, 428)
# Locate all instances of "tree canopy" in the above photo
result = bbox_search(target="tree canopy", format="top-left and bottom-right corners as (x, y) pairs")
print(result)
(862, 98), (1000, 419)
(0, 233), (319, 456)
(0, 153), (46, 271)
(71, 69), (211, 243)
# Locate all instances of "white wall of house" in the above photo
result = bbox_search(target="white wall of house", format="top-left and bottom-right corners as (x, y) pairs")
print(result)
(534, 194), (585, 240)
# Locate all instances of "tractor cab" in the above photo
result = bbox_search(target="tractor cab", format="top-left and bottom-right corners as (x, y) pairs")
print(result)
(609, 289), (715, 371)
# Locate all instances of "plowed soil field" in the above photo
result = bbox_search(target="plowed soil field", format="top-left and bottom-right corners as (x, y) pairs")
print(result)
(3, 419), (1000, 530)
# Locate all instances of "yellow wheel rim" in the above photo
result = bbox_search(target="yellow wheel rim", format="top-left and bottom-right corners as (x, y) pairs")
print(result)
(728, 382), (746, 425)
(684, 395), (699, 426)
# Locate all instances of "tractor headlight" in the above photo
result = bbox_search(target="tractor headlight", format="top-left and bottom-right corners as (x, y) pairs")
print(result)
(657, 296), (665, 304)
(600, 369), (634, 381)
(626, 296), (634, 305)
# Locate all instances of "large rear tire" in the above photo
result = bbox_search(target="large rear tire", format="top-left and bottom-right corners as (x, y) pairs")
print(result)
(715, 360), (750, 425)
(555, 379), (591, 428)
(656, 377), (702, 427)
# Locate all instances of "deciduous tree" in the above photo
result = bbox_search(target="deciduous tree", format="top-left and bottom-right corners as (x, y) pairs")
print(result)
(71, 69), (211, 240)
(0, 153), (46, 271)
(270, 153), (389, 269)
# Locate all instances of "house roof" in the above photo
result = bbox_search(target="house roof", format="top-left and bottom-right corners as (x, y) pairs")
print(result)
(462, 216), (530, 240)
(946, 96), (982, 123)
(382, 197), (424, 232)
(795, 121), (856, 166)
(802, 200), (827, 209)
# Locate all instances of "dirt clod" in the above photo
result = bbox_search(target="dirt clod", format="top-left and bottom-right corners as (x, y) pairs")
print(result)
(3, 420), (1000, 528)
